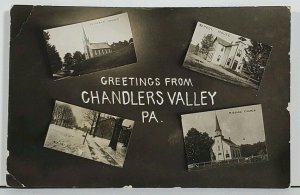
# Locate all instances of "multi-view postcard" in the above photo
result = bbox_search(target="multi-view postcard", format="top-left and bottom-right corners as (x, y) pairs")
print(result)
(43, 13), (137, 80)
(183, 22), (272, 89)
(44, 101), (135, 167)
(181, 105), (268, 171)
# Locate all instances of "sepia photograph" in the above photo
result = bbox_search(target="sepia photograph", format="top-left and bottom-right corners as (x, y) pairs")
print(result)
(44, 101), (134, 167)
(43, 13), (137, 80)
(181, 105), (268, 170)
(183, 22), (272, 89)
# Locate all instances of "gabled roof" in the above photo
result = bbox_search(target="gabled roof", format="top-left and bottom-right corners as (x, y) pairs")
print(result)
(214, 37), (232, 47)
(89, 42), (111, 49)
(222, 137), (240, 148)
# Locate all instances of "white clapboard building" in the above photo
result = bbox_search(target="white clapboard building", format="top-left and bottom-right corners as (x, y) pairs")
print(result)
(206, 37), (247, 73)
(211, 114), (241, 161)
(82, 27), (112, 59)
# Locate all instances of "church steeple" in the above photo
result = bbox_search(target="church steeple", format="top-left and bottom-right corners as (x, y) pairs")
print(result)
(215, 113), (222, 137)
(82, 25), (89, 43)
(82, 25), (91, 59)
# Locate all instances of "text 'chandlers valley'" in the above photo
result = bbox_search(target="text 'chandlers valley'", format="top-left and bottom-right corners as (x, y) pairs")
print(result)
(81, 90), (217, 106)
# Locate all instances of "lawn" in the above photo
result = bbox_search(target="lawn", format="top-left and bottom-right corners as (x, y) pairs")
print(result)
(44, 124), (127, 167)
(44, 124), (92, 160)
(188, 154), (268, 171)
(183, 52), (259, 89)
(54, 44), (137, 79)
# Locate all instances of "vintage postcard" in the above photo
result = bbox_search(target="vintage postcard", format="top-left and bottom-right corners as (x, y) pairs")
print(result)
(183, 22), (272, 89)
(43, 13), (137, 80)
(44, 101), (134, 167)
(181, 105), (268, 170)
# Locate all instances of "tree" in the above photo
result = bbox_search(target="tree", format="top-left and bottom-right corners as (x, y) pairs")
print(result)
(64, 108), (77, 128)
(184, 128), (214, 164)
(109, 118), (124, 150)
(82, 110), (100, 144)
(43, 31), (63, 73)
(194, 43), (200, 55)
(123, 40), (129, 47)
(240, 141), (267, 157)
(51, 103), (76, 128)
(129, 38), (133, 44)
(111, 40), (131, 51)
(243, 40), (272, 82)
(84, 110), (100, 132)
(73, 51), (86, 64)
(200, 33), (215, 59)
(63, 53), (74, 68)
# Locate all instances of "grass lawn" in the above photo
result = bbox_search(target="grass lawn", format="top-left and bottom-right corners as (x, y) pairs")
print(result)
(188, 154), (268, 171)
(183, 52), (259, 89)
(54, 44), (137, 79)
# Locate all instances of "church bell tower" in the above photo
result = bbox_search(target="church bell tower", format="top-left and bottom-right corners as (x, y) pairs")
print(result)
(214, 113), (225, 161)
(215, 114), (223, 137)
(82, 26), (91, 59)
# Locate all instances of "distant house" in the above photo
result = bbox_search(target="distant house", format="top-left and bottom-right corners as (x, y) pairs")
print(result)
(206, 37), (247, 73)
(211, 114), (241, 161)
(82, 27), (112, 59)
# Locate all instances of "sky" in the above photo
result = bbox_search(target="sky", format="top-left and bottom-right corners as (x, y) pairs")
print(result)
(181, 105), (266, 145)
(56, 101), (134, 129)
(191, 21), (251, 47)
(44, 13), (133, 59)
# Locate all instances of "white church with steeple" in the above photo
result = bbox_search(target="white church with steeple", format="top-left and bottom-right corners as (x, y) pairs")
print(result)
(82, 26), (112, 60)
(211, 114), (241, 161)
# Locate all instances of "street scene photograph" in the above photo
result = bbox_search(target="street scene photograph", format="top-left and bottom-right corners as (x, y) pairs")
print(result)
(181, 104), (268, 170)
(43, 13), (137, 80)
(183, 22), (272, 89)
(44, 101), (135, 167)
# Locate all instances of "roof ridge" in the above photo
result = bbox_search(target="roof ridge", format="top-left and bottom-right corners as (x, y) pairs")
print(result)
(222, 137), (239, 147)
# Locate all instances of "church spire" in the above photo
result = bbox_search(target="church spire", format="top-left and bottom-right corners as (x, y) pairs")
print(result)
(82, 25), (89, 43)
(82, 25), (91, 59)
(215, 113), (222, 137)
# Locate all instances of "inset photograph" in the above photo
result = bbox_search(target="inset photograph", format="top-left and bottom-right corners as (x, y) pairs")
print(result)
(181, 105), (268, 171)
(183, 22), (272, 89)
(44, 101), (134, 167)
(43, 13), (137, 80)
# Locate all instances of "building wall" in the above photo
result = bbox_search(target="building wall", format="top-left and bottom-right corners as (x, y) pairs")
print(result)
(227, 45), (238, 68)
(211, 43), (226, 65)
(86, 44), (94, 59)
(221, 47), (231, 67)
(92, 48), (112, 57)
(83, 42), (90, 59)
(212, 136), (226, 161)
(231, 147), (241, 158)
(234, 43), (247, 73)
(228, 43), (247, 73)
(223, 142), (232, 160)
(212, 137), (242, 161)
